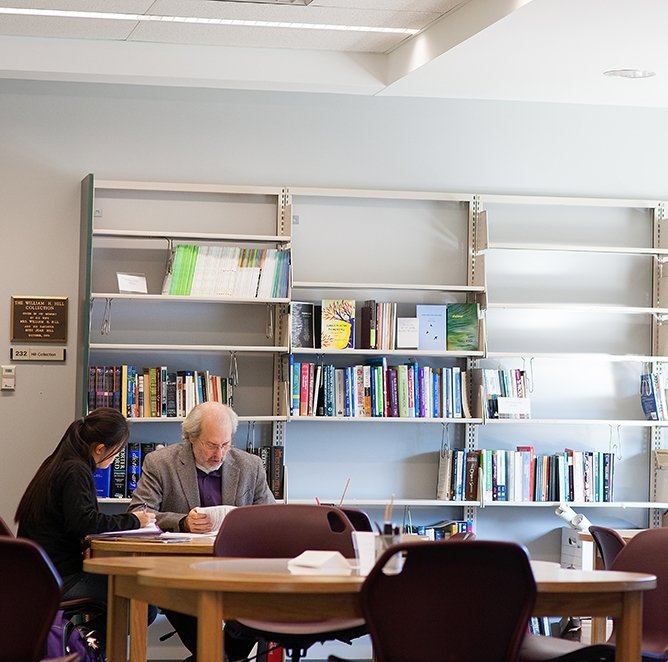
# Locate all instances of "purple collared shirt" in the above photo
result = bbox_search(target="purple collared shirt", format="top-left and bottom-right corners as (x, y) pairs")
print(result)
(196, 466), (223, 506)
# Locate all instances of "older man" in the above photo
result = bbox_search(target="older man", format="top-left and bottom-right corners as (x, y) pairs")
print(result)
(129, 401), (274, 531)
(129, 401), (275, 661)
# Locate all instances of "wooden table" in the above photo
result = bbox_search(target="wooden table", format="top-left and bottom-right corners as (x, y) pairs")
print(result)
(89, 536), (214, 557)
(84, 555), (656, 662)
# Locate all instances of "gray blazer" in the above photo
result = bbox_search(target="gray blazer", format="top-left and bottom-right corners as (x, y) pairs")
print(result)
(128, 442), (275, 531)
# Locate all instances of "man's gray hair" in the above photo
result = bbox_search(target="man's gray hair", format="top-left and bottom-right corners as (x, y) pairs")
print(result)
(182, 402), (239, 441)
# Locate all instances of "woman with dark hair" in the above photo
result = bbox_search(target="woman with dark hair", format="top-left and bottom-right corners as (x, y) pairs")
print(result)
(15, 407), (155, 647)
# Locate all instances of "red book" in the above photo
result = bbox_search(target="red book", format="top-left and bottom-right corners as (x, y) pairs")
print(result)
(299, 362), (310, 417)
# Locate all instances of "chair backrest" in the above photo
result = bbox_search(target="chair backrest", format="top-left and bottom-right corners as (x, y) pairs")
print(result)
(338, 507), (373, 532)
(588, 525), (625, 569)
(214, 504), (356, 558)
(0, 536), (63, 662)
(0, 515), (14, 536)
(361, 540), (536, 662)
(609, 528), (668, 655)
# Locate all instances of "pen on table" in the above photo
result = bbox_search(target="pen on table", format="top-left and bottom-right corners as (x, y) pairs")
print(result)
(315, 497), (321, 506)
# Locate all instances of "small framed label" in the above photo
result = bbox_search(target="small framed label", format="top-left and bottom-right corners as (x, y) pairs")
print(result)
(11, 296), (68, 343)
(10, 346), (66, 361)
(117, 272), (148, 294)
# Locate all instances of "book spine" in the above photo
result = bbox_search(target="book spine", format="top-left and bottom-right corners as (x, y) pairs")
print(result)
(335, 368), (345, 417)
(362, 365), (372, 417)
(126, 442), (142, 497)
(354, 365), (365, 417)
(387, 367), (399, 417)
(290, 357), (300, 417)
(325, 364), (335, 417)
(464, 451), (480, 501)
(93, 466), (111, 498)
(299, 362), (310, 417)
(271, 445), (284, 499)
(111, 447), (127, 499)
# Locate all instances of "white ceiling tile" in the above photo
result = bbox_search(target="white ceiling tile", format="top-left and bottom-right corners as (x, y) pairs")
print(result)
(0, 15), (135, 39)
(151, 0), (441, 29)
(310, 0), (464, 10)
(129, 21), (404, 52)
(0, 0), (154, 10)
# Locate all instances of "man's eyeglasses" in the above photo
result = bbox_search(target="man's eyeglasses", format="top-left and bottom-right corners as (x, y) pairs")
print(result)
(198, 439), (232, 452)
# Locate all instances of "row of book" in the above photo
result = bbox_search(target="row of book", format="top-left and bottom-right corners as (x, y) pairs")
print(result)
(413, 519), (474, 539)
(248, 444), (284, 500)
(471, 367), (531, 419)
(93, 442), (163, 499)
(437, 447), (615, 503)
(87, 365), (234, 418)
(161, 244), (290, 298)
(291, 299), (480, 352)
(360, 301), (480, 352)
(93, 442), (284, 500)
(289, 357), (471, 419)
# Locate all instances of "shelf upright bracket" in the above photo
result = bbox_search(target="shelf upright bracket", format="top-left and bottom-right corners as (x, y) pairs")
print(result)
(464, 356), (480, 528)
(280, 187), (292, 238)
(468, 195), (487, 299)
(650, 202), (667, 528)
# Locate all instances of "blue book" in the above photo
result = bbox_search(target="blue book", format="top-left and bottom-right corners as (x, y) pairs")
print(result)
(93, 466), (111, 498)
(640, 373), (660, 421)
(416, 305), (447, 351)
(126, 442), (142, 496)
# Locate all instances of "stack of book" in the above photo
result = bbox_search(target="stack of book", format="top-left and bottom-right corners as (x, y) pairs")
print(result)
(161, 244), (290, 298)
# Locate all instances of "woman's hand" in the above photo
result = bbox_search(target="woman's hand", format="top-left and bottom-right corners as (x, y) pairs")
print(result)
(134, 510), (156, 528)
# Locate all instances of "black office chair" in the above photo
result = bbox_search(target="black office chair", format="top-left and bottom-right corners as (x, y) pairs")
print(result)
(0, 536), (82, 662)
(331, 539), (537, 662)
(0, 516), (105, 624)
(215, 504), (367, 662)
(588, 525), (626, 569)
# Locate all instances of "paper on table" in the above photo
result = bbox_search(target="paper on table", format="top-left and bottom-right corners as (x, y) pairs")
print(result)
(89, 523), (162, 538)
(195, 505), (237, 532)
(287, 550), (353, 576)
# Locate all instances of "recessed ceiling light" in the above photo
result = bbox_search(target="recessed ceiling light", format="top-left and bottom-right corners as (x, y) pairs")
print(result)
(0, 7), (418, 35)
(603, 69), (656, 79)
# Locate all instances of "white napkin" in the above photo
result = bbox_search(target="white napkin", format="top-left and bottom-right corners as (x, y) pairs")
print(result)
(287, 550), (353, 575)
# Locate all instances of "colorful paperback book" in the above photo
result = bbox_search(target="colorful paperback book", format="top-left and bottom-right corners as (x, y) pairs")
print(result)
(416, 305), (447, 351)
(446, 303), (479, 351)
(321, 299), (355, 349)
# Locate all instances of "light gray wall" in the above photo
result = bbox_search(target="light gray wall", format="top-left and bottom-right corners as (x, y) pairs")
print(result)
(1, 78), (667, 537)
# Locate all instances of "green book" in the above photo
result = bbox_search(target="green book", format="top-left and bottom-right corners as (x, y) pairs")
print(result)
(446, 303), (479, 351)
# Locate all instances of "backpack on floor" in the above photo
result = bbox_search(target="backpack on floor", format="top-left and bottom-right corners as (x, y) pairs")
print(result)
(45, 610), (105, 662)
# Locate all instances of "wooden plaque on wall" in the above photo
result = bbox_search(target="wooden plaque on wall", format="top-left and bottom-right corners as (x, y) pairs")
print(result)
(10, 296), (68, 343)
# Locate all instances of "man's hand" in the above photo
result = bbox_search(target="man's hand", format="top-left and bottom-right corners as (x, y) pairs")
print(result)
(184, 508), (213, 533)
